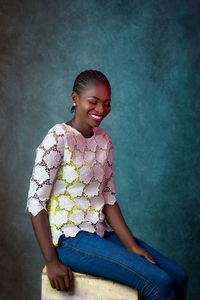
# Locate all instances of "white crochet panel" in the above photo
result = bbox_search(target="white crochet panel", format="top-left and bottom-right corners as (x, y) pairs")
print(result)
(26, 123), (117, 246)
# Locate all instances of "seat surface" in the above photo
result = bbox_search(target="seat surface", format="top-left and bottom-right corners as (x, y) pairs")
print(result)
(41, 266), (138, 300)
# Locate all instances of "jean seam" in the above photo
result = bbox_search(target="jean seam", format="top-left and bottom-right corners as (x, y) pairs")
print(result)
(60, 239), (161, 299)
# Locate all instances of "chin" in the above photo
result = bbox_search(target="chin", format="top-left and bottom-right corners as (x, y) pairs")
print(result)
(91, 123), (99, 129)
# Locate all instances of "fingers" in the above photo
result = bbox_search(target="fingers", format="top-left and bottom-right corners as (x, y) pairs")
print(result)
(68, 267), (74, 282)
(49, 279), (55, 289)
(48, 269), (74, 291)
(63, 275), (70, 290)
(132, 246), (158, 266)
(58, 277), (66, 291)
(51, 277), (69, 291)
(146, 253), (154, 262)
(143, 250), (158, 266)
(54, 278), (60, 290)
(148, 257), (157, 265)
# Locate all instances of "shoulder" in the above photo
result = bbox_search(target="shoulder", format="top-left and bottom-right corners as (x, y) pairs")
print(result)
(47, 123), (66, 135)
(37, 123), (66, 149)
(95, 126), (113, 144)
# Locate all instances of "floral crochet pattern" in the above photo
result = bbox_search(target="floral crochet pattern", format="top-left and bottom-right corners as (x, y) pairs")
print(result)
(26, 123), (117, 246)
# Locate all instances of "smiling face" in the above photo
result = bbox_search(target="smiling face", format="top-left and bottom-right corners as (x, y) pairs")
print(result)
(71, 81), (111, 128)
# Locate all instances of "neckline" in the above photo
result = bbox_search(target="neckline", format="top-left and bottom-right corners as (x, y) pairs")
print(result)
(63, 123), (96, 140)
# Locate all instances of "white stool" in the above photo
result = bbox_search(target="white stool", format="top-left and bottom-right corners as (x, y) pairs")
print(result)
(41, 266), (138, 300)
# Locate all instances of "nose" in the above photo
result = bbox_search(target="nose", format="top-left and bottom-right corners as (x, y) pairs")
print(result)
(95, 102), (105, 115)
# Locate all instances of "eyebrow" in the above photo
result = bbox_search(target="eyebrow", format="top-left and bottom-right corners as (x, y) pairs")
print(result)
(88, 96), (111, 101)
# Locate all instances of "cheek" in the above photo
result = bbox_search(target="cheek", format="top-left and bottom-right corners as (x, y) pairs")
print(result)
(86, 105), (93, 113)
(79, 102), (91, 113)
(105, 107), (111, 114)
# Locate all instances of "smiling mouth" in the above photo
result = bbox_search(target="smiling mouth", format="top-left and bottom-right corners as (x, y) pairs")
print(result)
(89, 114), (103, 122)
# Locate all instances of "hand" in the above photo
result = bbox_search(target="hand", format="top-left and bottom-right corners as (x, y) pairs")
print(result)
(46, 260), (74, 291)
(127, 244), (159, 266)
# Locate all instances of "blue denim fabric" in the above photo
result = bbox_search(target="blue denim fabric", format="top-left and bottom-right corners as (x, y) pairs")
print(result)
(56, 230), (188, 300)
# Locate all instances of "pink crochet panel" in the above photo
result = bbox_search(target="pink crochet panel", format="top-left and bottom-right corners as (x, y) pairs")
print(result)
(26, 123), (117, 246)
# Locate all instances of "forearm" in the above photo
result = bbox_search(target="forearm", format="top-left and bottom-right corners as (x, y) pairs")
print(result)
(103, 202), (138, 251)
(30, 210), (59, 264)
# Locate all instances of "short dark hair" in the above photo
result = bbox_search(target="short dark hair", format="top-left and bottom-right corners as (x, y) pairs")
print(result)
(70, 69), (111, 113)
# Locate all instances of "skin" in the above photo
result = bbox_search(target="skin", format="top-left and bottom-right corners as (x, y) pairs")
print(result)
(30, 81), (158, 292)
(66, 81), (112, 138)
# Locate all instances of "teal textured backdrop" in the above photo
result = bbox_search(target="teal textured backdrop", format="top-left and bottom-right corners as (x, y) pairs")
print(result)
(0, 1), (199, 299)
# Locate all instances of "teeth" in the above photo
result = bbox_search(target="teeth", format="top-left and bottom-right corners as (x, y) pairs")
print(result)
(90, 114), (102, 119)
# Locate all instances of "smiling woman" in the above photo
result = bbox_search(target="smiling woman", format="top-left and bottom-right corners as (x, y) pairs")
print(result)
(68, 73), (112, 135)
(88, 97), (111, 121)
(26, 69), (188, 299)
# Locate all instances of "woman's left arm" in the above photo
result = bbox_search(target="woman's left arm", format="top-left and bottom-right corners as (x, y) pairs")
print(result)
(103, 202), (158, 266)
(102, 135), (158, 265)
(103, 201), (138, 251)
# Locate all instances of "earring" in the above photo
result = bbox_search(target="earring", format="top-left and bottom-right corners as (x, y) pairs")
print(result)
(73, 102), (76, 107)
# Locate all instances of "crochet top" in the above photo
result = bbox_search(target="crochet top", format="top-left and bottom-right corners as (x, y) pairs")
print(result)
(26, 123), (117, 246)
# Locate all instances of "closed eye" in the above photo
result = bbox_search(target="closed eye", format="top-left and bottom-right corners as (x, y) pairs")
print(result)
(89, 101), (111, 107)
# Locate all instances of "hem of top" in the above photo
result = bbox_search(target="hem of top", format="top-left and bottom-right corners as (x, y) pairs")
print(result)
(54, 227), (114, 247)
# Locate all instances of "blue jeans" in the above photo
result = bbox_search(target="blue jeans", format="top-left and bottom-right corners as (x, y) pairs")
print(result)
(56, 230), (188, 300)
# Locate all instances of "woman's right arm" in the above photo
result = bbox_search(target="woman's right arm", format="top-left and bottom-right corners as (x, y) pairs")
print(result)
(30, 209), (73, 291)
(27, 125), (73, 291)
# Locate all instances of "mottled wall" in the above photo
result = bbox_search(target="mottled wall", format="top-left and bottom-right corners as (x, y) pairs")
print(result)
(0, 1), (199, 299)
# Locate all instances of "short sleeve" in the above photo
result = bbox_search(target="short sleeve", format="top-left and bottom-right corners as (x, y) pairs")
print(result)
(102, 135), (117, 205)
(26, 124), (65, 216)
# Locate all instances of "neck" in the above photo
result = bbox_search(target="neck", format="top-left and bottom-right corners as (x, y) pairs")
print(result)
(70, 118), (94, 138)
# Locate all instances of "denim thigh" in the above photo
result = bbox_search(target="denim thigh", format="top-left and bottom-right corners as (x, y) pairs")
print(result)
(100, 231), (188, 300)
(56, 231), (176, 300)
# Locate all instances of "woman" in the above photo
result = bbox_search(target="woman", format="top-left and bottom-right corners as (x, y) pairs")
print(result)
(26, 69), (188, 299)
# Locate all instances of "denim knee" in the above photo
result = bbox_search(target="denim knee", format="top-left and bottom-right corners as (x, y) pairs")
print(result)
(175, 266), (189, 286)
(157, 272), (174, 299)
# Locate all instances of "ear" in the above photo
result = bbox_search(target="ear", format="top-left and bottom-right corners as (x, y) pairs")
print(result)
(71, 91), (78, 104)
